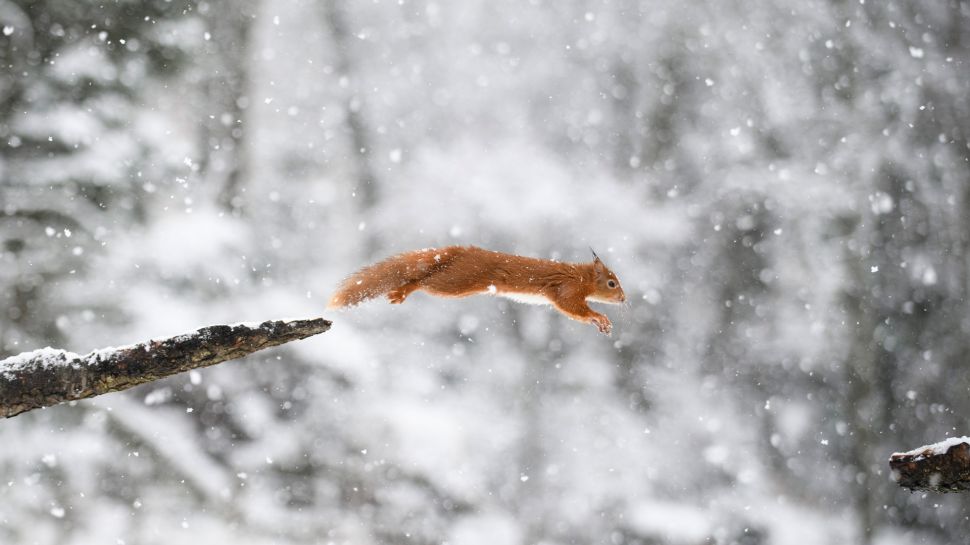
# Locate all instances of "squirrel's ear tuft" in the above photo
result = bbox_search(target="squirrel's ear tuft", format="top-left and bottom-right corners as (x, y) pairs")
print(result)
(591, 248), (607, 273)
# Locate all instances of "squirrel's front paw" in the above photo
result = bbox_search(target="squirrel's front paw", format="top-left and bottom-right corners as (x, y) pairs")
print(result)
(591, 315), (612, 336)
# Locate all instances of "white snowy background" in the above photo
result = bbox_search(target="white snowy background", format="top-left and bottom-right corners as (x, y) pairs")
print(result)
(1, 0), (969, 543)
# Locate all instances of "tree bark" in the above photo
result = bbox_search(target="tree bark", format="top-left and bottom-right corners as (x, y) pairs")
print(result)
(889, 439), (970, 493)
(0, 318), (331, 418)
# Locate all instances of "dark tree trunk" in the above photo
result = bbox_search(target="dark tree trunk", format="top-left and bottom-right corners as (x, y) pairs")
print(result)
(890, 439), (970, 493)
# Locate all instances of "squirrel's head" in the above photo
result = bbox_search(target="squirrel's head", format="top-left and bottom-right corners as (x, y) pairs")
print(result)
(588, 250), (626, 304)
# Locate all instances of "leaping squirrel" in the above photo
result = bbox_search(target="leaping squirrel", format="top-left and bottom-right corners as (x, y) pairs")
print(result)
(328, 246), (626, 335)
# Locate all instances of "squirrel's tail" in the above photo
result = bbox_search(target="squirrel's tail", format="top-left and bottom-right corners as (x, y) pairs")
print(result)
(327, 248), (453, 308)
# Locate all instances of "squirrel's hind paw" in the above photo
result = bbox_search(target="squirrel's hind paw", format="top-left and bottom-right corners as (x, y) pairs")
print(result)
(387, 289), (409, 304)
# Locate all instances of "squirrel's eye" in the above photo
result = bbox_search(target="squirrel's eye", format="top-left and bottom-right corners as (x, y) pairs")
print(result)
(607, 280), (617, 289)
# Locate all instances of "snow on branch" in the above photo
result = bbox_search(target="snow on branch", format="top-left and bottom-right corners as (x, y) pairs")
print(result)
(0, 318), (332, 418)
(889, 437), (970, 493)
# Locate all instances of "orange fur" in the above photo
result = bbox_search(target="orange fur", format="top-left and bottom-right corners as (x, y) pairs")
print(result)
(328, 246), (626, 335)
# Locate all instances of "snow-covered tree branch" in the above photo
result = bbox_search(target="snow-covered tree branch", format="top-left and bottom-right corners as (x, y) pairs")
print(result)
(0, 318), (331, 418)
(889, 438), (970, 493)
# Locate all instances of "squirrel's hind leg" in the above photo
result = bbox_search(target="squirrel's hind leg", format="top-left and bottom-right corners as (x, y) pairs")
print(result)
(388, 281), (421, 304)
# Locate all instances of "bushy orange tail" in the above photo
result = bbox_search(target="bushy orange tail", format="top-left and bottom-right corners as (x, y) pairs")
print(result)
(327, 248), (451, 308)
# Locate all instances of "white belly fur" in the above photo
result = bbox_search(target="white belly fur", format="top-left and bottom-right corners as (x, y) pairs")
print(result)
(586, 294), (622, 305)
(492, 291), (554, 306)
(485, 287), (620, 306)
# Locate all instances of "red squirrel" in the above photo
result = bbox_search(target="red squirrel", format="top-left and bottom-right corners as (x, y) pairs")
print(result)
(328, 246), (626, 335)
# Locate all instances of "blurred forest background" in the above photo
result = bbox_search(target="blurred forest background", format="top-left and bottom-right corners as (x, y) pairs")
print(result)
(2, 0), (969, 543)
